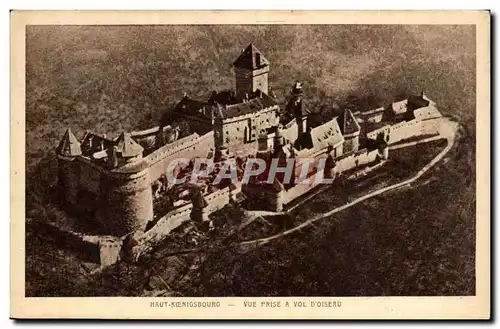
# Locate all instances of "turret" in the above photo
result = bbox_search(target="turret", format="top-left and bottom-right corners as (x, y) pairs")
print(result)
(285, 81), (310, 137)
(56, 128), (82, 209)
(56, 128), (82, 158)
(115, 132), (144, 165)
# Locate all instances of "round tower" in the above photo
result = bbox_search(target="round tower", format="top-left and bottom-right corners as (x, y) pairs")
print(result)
(97, 132), (153, 237)
(98, 165), (153, 237)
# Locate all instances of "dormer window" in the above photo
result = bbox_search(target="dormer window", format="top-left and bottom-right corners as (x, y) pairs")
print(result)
(255, 53), (261, 67)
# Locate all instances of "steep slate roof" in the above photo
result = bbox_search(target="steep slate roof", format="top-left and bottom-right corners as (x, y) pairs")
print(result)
(233, 43), (270, 70)
(220, 91), (277, 119)
(407, 94), (430, 111)
(340, 108), (361, 135)
(115, 132), (144, 158)
(209, 89), (238, 105)
(57, 128), (82, 156)
(174, 96), (212, 119)
(297, 117), (344, 155)
(174, 89), (277, 121)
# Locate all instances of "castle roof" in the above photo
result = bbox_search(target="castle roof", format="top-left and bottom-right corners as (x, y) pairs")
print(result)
(115, 132), (144, 158)
(407, 93), (430, 111)
(57, 128), (82, 157)
(412, 105), (442, 121)
(310, 117), (344, 149)
(209, 89), (238, 105)
(176, 90), (277, 121)
(220, 90), (277, 119)
(339, 108), (361, 135)
(296, 117), (344, 155)
(233, 43), (270, 70)
(175, 96), (212, 119)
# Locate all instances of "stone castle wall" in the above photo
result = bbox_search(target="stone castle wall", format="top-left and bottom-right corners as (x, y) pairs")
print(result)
(235, 66), (269, 96)
(366, 116), (442, 145)
(146, 131), (214, 184)
(333, 148), (380, 174)
(97, 169), (153, 236)
(58, 155), (154, 237)
(215, 106), (278, 152)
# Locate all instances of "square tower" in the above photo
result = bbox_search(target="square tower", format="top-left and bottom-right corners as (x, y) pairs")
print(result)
(233, 43), (270, 99)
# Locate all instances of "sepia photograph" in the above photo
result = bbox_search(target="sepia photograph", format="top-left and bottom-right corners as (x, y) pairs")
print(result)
(10, 10), (490, 319)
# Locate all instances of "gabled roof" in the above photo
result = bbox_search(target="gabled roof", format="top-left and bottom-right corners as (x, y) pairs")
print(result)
(209, 89), (238, 105)
(407, 94), (430, 111)
(57, 128), (82, 157)
(413, 105), (442, 121)
(115, 132), (144, 158)
(81, 131), (115, 155)
(310, 117), (344, 150)
(233, 43), (270, 70)
(340, 108), (361, 135)
(175, 96), (212, 119)
(296, 117), (344, 155)
(221, 90), (277, 119)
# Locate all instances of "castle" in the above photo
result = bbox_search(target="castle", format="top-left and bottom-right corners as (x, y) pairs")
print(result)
(56, 43), (445, 245)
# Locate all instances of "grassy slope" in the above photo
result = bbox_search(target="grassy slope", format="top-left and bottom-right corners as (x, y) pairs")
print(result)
(25, 25), (476, 296)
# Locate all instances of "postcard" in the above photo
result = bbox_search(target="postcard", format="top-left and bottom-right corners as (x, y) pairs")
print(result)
(10, 10), (490, 319)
